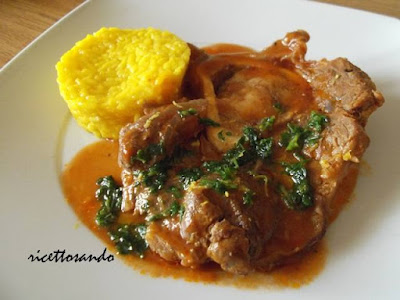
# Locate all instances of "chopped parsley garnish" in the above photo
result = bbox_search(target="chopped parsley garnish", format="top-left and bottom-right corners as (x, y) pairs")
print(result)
(201, 125), (273, 197)
(243, 127), (274, 161)
(95, 177), (149, 258)
(179, 167), (203, 188)
(178, 108), (197, 118)
(95, 176), (122, 227)
(243, 127), (258, 145)
(140, 160), (169, 193)
(259, 116), (276, 131)
(168, 201), (185, 218)
(217, 130), (233, 141)
(146, 214), (164, 222)
(128, 120), (278, 225)
(199, 178), (238, 195)
(140, 199), (150, 212)
(307, 111), (329, 132)
(255, 137), (274, 160)
(109, 224), (148, 257)
(147, 201), (185, 222)
(179, 205), (185, 220)
(273, 101), (284, 113)
(131, 141), (165, 164)
(199, 117), (221, 127)
(279, 123), (305, 151)
(243, 190), (255, 206)
(279, 160), (313, 210)
(217, 130), (225, 141)
(304, 111), (329, 146)
(95, 106), (326, 262)
(223, 142), (247, 168)
(203, 160), (236, 180)
(137, 146), (193, 193)
(167, 185), (183, 199)
(279, 111), (329, 151)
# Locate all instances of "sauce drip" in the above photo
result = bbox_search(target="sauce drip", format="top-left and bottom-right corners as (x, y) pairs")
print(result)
(62, 140), (328, 289)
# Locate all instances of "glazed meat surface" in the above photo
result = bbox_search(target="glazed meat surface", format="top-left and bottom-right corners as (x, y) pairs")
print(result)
(118, 31), (384, 274)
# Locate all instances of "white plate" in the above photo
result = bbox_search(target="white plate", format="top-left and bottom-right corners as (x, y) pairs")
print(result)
(1, 0), (399, 299)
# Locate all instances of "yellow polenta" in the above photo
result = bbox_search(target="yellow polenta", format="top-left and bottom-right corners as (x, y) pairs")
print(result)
(56, 27), (190, 139)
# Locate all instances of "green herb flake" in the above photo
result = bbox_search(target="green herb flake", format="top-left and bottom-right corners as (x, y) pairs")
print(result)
(109, 224), (148, 257)
(279, 111), (329, 151)
(217, 130), (226, 141)
(147, 201), (185, 222)
(307, 111), (329, 132)
(304, 111), (329, 146)
(243, 190), (255, 206)
(167, 201), (184, 217)
(259, 116), (276, 131)
(243, 127), (273, 161)
(279, 123), (305, 151)
(273, 102), (284, 113)
(217, 130), (233, 141)
(167, 185), (183, 199)
(203, 160), (236, 180)
(199, 178), (238, 194)
(255, 137), (273, 160)
(136, 145), (198, 194)
(140, 160), (169, 193)
(131, 141), (165, 164)
(179, 205), (185, 220)
(243, 127), (259, 145)
(95, 176), (122, 227)
(223, 142), (247, 168)
(179, 167), (203, 188)
(147, 214), (164, 222)
(199, 118), (221, 127)
(178, 108), (197, 118)
(140, 200), (150, 212)
(279, 160), (313, 210)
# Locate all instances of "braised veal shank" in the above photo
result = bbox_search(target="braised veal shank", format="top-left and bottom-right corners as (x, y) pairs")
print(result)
(118, 31), (384, 274)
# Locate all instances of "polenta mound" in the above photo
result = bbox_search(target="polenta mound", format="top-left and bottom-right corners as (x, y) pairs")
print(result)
(56, 27), (191, 139)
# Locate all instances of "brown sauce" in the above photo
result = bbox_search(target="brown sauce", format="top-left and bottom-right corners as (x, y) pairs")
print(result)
(328, 164), (359, 223)
(203, 43), (256, 54)
(62, 139), (330, 289)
